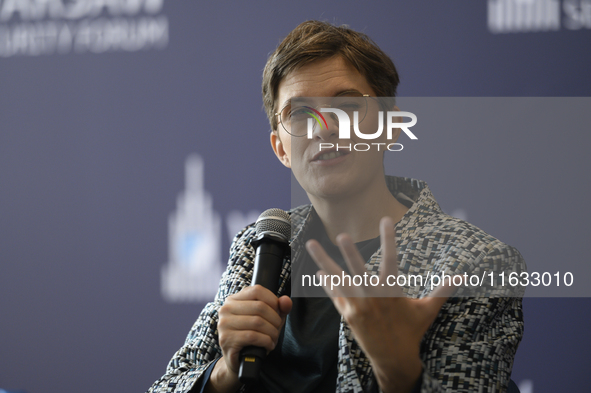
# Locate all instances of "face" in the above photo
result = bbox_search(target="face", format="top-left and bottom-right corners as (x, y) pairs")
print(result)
(270, 55), (400, 202)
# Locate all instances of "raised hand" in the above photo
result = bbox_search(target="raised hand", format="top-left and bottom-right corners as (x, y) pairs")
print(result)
(305, 217), (457, 393)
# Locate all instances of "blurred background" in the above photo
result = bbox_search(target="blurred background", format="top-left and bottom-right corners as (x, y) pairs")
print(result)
(1, 1), (590, 392)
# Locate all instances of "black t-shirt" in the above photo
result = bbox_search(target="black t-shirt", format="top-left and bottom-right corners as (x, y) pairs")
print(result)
(255, 214), (381, 393)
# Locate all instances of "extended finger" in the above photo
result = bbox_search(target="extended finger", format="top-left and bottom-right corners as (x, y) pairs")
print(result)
(335, 233), (369, 278)
(306, 240), (360, 296)
(419, 275), (462, 322)
(314, 270), (349, 298)
(315, 270), (349, 313)
(306, 239), (343, 276)
(431, 275), (460, 295)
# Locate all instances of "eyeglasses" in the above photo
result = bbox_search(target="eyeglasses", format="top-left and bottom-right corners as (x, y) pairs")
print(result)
(275, 90), (371, 137)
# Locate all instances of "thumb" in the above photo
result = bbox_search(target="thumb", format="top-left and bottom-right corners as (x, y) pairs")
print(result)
(278, 295), (293, 320)
(421, 274), (462, 322)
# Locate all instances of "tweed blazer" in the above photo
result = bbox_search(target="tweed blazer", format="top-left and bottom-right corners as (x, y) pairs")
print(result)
(147, 176), (525, 393)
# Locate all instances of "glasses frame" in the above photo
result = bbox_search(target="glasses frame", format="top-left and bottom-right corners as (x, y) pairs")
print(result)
(275, 91), (372, 137)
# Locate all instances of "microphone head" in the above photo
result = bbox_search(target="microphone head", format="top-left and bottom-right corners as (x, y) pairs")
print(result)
(255, 208), (291, 242)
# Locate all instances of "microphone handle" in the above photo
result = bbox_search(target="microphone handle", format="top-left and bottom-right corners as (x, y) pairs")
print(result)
(238, 240), (287, 384)
(251, 240), (286, 292)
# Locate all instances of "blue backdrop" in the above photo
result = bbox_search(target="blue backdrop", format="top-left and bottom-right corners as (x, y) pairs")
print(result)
(1, 1), (590, 392)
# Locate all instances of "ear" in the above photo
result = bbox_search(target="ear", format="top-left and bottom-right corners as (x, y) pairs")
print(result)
(270, 130), (291, 168)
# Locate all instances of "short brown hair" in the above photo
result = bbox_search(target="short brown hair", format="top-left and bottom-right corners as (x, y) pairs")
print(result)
(262, 20), (400, 130)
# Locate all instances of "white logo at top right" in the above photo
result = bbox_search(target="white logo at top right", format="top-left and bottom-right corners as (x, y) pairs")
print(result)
(488, 0), (591, 33)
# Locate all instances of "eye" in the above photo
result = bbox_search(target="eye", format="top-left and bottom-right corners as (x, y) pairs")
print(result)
(289, 106), (311, 119)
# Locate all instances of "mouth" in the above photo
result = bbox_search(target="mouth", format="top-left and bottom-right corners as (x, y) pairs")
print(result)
(311, 148), (350, 162)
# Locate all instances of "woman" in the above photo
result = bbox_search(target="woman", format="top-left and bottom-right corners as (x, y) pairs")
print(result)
(148, 20), (524, 393)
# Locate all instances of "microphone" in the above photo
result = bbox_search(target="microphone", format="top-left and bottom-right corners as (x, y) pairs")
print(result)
(238, 208), (291, 384)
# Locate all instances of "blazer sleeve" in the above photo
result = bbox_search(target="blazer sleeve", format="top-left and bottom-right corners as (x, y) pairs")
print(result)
(417, 245), (526, 392)
(146, 225), (257, 393)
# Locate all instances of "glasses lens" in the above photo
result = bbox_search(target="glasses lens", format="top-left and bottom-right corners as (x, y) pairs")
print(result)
(284, 105), (312, 137)
(280, 98), (323, 137)
(279, 93), (368, 137)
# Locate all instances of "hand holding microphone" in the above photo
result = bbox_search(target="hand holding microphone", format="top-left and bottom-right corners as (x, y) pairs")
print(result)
(215, 209), (292, 389)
